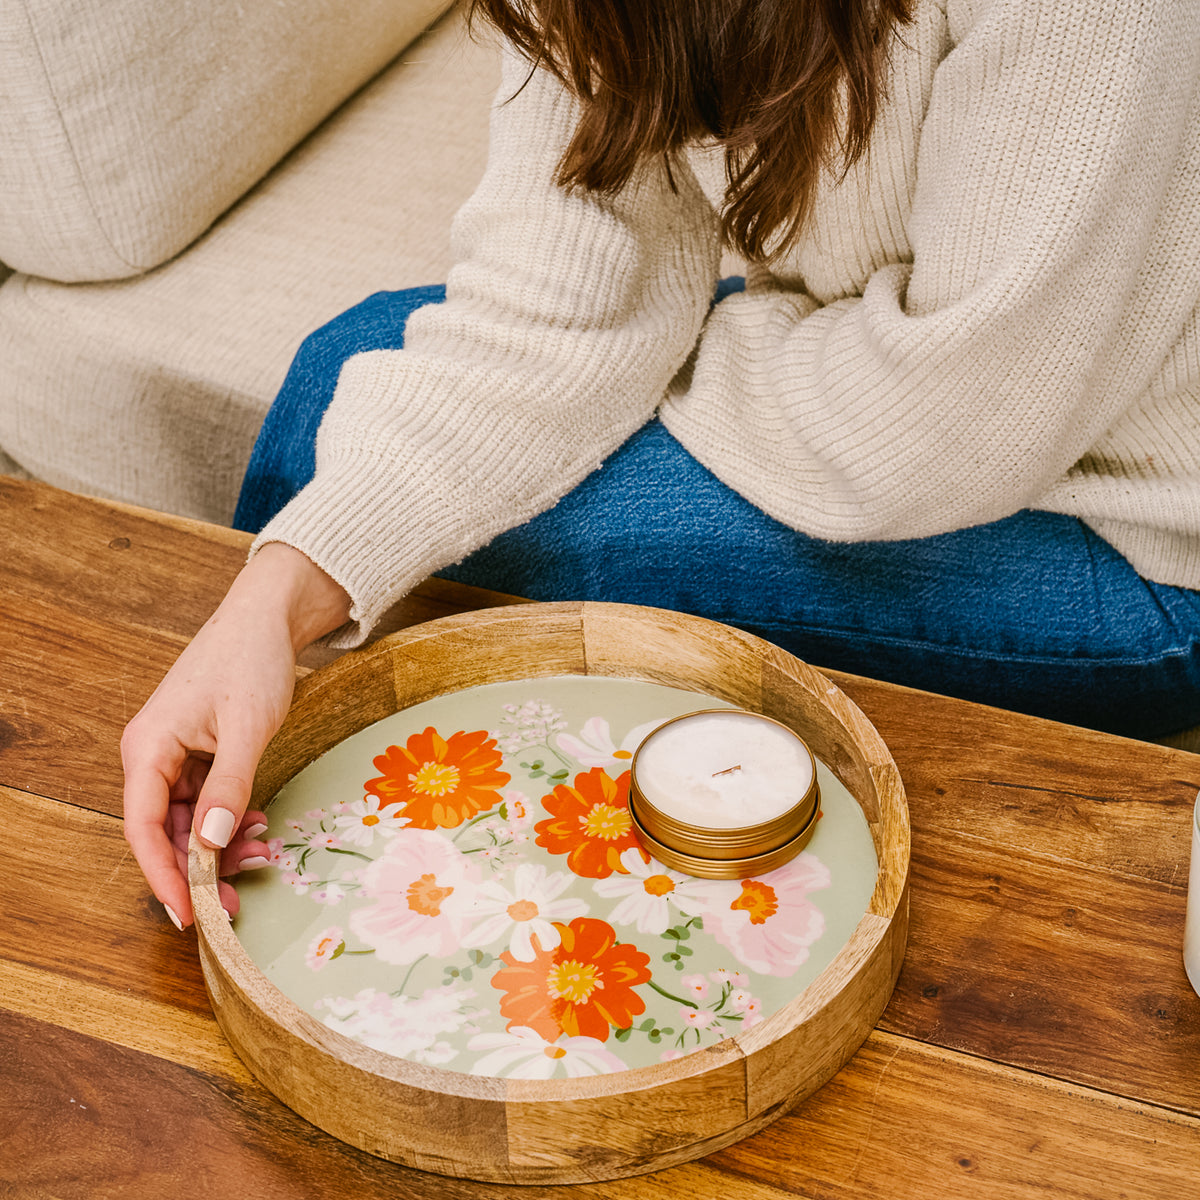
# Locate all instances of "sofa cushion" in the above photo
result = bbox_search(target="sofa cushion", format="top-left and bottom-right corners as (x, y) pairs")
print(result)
(0, 11), (499, 521)
(0, 0), (452, 282)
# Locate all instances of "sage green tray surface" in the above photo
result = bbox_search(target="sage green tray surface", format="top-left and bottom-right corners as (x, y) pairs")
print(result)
(234, 674), (877, 1079)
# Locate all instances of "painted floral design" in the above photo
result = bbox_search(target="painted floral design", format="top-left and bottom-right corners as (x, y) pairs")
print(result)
(365, 727), (510, 829)
(493, 700), (568, 757)
(534, 767), (648, 879)
(462, 863), (588, 961)
(466, 1026), (625, 1079)
(491, 916), (652, 1042)
(238, 683), (864, 1077)
(351, 828), (480, 963)
(320, 984), (480, 1064)
(556, 717), (661, 773)
(699, 854), (832, 976)
(306, 926), (344, 971)
(333, 795), (410, 846)
(593, 847), (737, 935)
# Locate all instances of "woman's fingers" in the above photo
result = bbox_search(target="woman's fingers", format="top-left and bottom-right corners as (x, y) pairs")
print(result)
(121, 747), (194, 927)
(219, 810), (272, 877)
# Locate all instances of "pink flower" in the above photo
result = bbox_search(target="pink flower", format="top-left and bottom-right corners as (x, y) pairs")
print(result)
(268, 842), (297, 872)
(701, 853), (831, 976)
(306, 926), (344, 971)
(680, 1007), (715, 1029)
(350, 829), (480, 964)
(681, 974), (710, 1001)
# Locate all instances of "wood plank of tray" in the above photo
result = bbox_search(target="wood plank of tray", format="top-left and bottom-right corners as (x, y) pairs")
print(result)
(3, 476), (1200, 1197)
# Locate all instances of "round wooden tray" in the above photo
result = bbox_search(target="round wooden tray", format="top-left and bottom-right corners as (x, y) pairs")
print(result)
(189, 602), (909, 1184)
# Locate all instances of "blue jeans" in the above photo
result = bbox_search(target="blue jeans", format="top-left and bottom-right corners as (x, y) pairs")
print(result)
(235, 285), (1200, 739)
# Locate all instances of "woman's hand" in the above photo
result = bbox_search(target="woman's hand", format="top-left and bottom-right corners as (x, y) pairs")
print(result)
(121, 543), (352, 928)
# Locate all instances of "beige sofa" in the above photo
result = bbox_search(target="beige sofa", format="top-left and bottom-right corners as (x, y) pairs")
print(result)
(0, 0), (499, 523)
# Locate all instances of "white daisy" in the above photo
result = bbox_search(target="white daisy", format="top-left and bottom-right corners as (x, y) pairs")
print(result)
(461, 862), (587, 960)
(467, 1027), (624, 1079)
(555, 716), (662, 772)
(592, 848), (738, 935)
(332, 795), (409, 847)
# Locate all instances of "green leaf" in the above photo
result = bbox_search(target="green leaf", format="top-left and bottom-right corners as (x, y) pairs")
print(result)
(330, 942), (346, 961)
(614, 1027), (632, 1042)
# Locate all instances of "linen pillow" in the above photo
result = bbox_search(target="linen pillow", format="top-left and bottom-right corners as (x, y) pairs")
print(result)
(0, 0), (451, 282)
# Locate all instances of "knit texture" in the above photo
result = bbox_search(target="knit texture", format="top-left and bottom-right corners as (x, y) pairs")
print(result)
(257, 0), (1200, 645)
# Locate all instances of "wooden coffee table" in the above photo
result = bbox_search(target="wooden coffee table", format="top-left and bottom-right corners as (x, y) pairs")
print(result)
(3, 475), (1200, 1198)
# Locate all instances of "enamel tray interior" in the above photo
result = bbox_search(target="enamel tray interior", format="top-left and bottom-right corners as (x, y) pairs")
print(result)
(189, 601), (909, 1184)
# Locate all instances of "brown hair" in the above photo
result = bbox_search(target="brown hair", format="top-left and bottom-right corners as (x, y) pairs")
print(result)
(470, 0), (912, 263)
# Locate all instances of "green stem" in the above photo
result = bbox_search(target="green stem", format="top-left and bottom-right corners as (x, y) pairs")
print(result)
(546, 741), (573, 769)
(393, 954), (427, 997)
(452, 810), (498, 843)
(647, 978), (696, 1008)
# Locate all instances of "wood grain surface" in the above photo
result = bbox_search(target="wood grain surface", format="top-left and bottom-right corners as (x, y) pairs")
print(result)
(5, 478), (1200, 1197)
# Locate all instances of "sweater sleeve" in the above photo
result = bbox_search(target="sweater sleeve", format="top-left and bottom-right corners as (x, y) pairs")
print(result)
(661, 0), (1198, 542)
(254, 44), (721, 643)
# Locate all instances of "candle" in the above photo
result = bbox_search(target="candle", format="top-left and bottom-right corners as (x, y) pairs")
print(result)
(631, 710), (816, 831)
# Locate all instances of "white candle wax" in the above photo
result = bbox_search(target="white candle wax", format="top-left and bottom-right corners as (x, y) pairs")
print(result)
(634, 711), (814, 829)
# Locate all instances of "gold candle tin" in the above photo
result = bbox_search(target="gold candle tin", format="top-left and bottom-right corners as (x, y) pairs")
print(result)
(628, 709), (822, 880)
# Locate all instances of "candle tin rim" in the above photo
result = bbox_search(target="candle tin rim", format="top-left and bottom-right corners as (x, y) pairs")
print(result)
(629, 799), (822, 880)
(629, 708), (820, 856)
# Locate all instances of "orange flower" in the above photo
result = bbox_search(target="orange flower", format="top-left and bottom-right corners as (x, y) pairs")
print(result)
(365, 727), (510, 829)
(491, 917), (651, 1042)
(731, 879), (779, 925)
(534, 767), (648, 879)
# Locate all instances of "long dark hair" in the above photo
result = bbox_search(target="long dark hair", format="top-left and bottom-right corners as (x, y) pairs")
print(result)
(470, 0), (913, 263)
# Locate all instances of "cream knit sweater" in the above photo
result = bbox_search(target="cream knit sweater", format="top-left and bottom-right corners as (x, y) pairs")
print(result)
(259, 0), (1200, 645)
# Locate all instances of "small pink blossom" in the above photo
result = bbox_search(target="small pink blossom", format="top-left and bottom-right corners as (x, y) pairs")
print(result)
(268, 843), (297, 872)
(709, 968), (750, 987)
(681, 1007), (715, 1029)
(306, 926), (344, 971)
(681, 974), (709, 1001)
(311, 883), (346, 906)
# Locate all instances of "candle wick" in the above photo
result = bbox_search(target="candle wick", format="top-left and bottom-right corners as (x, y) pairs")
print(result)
(712, 764), (743, 777)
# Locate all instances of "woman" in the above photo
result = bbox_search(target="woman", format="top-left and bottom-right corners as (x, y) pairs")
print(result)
(122, 0), (1200, 927)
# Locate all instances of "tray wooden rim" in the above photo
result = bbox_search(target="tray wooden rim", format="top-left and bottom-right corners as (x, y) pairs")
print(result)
(190, 600), (910, 1182)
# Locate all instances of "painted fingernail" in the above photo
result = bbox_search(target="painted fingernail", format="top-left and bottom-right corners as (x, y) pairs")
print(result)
(163, 904), (185, 931)
(200, 807), (237, 848)
(223, 908), (234, 922)
(243, 822), (269, 840)
(239, 855), (270, 870)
